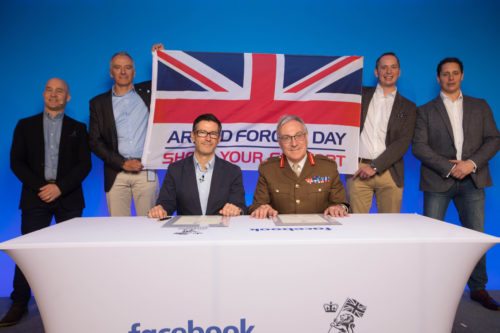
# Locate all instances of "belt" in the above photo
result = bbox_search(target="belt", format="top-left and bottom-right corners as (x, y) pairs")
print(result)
(358, 158), (373, 164)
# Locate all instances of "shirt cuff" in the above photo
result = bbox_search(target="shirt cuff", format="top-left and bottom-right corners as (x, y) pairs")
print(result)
(339, 204), (349, 213)
(446, 164), (456, 178)
(468, 159), (477, 173)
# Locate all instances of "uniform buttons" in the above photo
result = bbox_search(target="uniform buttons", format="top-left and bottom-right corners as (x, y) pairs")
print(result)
(296, 199), (300, 204)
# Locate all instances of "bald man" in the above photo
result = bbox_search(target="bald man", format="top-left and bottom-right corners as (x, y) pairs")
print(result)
(1, 78), (91, 327)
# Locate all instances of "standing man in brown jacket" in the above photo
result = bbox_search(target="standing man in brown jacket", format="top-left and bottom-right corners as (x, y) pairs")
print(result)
(346, 52), (416, 213)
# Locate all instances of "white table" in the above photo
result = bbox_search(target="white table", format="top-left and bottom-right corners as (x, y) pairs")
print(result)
(0, 214), (498, 333)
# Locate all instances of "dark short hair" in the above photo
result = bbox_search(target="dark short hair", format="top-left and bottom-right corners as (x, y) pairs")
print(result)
(437, 57), (463, 75)
(192, 113), (222, 133)
(110, 51), (134, 63)
(375, 52), (400, 69)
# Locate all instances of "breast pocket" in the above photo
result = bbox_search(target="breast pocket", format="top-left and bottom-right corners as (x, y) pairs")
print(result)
(269, 183), (293, 212)
(305, 183), (330, 211)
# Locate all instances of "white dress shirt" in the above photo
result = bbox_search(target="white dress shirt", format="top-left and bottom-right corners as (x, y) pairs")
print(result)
(359, 84), (397, 159)
(440, 91), (464, 160)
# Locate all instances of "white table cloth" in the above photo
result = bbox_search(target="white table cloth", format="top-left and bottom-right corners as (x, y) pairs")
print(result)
(1, 214), (498, 333)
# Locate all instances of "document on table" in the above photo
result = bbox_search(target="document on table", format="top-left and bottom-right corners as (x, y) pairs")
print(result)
(273, 214), (341, 226)
(162, 215), (230, 227)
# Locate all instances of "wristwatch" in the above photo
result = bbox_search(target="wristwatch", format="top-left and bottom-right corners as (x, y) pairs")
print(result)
(370, 162), (378, 173)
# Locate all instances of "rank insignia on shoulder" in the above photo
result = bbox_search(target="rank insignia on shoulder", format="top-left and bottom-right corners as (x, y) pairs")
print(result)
(306, 176), (330, 184)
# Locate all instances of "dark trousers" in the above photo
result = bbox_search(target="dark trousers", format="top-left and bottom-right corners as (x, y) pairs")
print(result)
(10, 203), (82, 305)
(423, 176), (487, 291)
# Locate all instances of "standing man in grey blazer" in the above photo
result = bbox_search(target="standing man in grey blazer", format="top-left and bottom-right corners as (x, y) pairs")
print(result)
(413, 57), (500, 310)
(346, 52), (416, 213)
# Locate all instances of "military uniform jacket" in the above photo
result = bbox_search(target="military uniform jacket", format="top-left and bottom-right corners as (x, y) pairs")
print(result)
(249, 152), (349, 214)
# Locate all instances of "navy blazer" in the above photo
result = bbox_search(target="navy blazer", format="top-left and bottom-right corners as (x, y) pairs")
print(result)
(10, 112), (91, 210)
(413, 95), (500, 192)
(89, 81), (151, 192)
(157, 155), (247, 215)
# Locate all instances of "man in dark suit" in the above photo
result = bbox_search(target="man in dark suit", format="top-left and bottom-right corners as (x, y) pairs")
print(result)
(0, 78), (91, 327)
(89, 46), (164, 216)
(413, 57), (500, 310)
(148, 113), (247, 218)
(248, 115), (349, 219)
(346, 52), (416, 213)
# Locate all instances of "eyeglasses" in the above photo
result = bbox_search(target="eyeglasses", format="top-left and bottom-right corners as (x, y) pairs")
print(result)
(278, 132), (306, 143)
(195, 130), (220, 139)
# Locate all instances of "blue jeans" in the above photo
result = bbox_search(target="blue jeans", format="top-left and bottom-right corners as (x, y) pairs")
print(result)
(423, 176), (487, 291)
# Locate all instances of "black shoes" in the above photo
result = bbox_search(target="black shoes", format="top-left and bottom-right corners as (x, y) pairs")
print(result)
(0, 303), (28, 327)
(470, 290), (500, 311)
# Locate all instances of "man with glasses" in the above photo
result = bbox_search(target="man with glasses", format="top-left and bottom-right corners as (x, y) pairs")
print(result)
(148, 113), (247, 218)
(248, 115), (349, 219)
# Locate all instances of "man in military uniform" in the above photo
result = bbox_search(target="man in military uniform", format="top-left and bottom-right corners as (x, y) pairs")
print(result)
(249, 115), (349, 219)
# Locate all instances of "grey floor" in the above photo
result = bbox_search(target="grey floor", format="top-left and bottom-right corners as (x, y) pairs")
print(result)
(0, 291), (499, 332)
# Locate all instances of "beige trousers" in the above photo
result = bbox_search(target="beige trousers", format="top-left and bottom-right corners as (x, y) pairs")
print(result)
(346, 163), (403, 213)
(106, 170), (159, 216)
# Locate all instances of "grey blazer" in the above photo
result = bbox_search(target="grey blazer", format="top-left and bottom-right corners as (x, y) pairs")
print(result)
(412, 95), (500, 192)
(360, 86), (417, 187)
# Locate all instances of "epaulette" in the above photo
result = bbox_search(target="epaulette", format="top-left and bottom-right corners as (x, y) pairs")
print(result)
(313, 154), (338, 164)
(260, 155), (282, 166)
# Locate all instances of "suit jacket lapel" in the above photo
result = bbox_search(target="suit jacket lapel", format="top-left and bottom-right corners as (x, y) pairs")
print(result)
(206, 156), (221, 213)
(35, 113), (45, 170)
(434, 97), (455, 143)
(386, 92), (402, 134)
(462, 95), (472, 147)
(105, 90), (119, 150)
(185, 155), (203, 214)
(360, 87), (375, 132)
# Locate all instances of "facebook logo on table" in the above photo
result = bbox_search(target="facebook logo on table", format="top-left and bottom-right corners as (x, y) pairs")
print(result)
(129, 318), (254, 333)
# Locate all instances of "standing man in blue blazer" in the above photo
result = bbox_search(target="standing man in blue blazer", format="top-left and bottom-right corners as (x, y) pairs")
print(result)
(1, 78), (91, 327)
(413, 57), (500, 310)
(148, 113), (247, 217)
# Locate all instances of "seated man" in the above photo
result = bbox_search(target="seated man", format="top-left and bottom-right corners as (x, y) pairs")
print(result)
(249, 115), (349, 219)
(148, 114), (247, 218)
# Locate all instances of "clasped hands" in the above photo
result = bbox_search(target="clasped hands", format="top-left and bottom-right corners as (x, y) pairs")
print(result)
(449, 159), (475, 180)
(38, 184), (61, 203)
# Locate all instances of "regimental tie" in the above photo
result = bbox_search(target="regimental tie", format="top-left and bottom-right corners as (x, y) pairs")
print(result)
(293, 163), (301, 177)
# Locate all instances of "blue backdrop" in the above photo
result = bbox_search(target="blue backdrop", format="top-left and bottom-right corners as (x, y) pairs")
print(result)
(1, 0), (499, 296)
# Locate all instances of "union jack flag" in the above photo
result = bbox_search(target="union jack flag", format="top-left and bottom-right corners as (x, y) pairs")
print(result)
(152, 50), (362, 124)
(143, 49), (363, 171)
(341, 298), (367, 318)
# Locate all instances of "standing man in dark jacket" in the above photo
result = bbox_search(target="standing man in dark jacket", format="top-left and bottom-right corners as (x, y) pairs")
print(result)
(0, 78), (91, 327)
(89, 46), (164, 216)
(413, 57), (500, 310)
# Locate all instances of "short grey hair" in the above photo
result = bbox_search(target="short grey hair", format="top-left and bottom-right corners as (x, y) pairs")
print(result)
(111, 51), (134, 62)
(276, 115), (308, 137)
